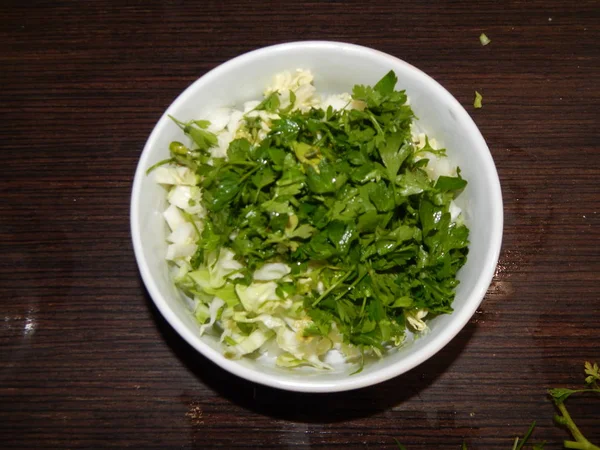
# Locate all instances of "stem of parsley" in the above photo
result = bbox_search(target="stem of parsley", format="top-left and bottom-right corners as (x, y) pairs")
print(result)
(366, 111), (385, 136)
(146, 157), (174, 175)
(331, 271), (367, 303)
(311, 270), (353, 307)
(168, 114), (187, 129)
(238, 164), (261, 183)
(512, 421), (536, 450)
(550, 361), (600, 450)
(555, 403), (599, 450)
(229, 161), (260, 167)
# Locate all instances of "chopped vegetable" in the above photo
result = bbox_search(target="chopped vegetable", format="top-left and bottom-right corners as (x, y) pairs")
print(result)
(474, 91), (483, 108)
(152, 69), (470, 370)
(479, 33), (491, 46)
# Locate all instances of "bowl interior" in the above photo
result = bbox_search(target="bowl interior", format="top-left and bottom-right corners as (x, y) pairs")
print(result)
(131, 41), (503, 392)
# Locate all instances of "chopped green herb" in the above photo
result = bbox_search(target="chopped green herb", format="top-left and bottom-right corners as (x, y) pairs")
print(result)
(474, 91), (483, 109)
(513, 422), (537, 450)
(394, 439), (407, 450)
(549, 361), (600, 450)
(479, 33), (491, 46)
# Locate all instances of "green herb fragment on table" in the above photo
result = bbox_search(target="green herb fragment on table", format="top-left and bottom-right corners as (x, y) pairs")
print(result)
(512, 422), (544, 450)
(152, 69), (470, 371)
(549, 361), (600, 450)
(479, 33), (491, 46)
(394, 361), (599, 449)
(474, 91), (483, 109)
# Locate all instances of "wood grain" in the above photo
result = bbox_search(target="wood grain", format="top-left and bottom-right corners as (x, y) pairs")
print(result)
(1, 0), (598, 448)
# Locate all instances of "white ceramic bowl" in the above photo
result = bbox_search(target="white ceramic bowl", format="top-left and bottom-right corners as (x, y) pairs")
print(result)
(131, 41), (503, 393)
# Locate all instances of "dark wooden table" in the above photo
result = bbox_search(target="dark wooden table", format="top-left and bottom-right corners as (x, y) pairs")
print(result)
(1, 1), (598, 448)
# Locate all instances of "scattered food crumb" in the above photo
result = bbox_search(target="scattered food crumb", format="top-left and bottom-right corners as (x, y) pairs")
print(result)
(186, 402), (205, 425)
(479, 33), (491, 46)
(470, 412), (476, 417)
(548, 17), (553, 22)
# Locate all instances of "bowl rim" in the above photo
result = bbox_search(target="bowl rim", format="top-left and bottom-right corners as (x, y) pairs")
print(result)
(130, 40), (503, 393)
